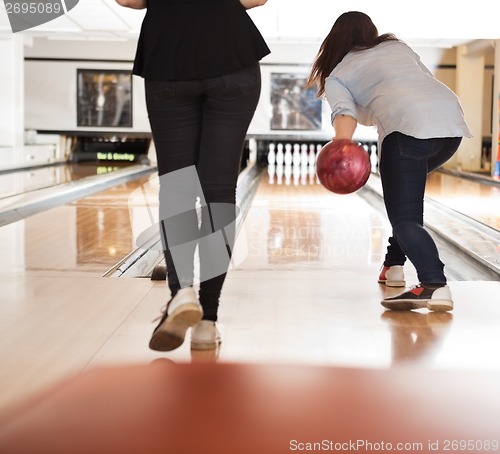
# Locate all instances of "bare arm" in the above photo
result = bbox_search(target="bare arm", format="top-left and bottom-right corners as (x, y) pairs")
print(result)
(240, 0), (268, 9)
(333, 114), (357, 140)
(115, 0), (147, 9)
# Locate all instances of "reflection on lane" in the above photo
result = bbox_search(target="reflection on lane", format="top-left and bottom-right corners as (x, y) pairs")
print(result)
(0, 173), (157, 275)
(426, 171), (500, 232)
(0, 163), (135, 200)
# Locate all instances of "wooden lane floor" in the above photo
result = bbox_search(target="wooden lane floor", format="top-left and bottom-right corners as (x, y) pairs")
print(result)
(0, 171), (163, 406)
(216, 176), (500, 368)
(0, 169), (499, 412)
(0, 172), (160, 277)
(0, 162), (134, 200)
(426, 170), (500, 231)
(363, 169), (500, 278)
(0, 163), (154, 228)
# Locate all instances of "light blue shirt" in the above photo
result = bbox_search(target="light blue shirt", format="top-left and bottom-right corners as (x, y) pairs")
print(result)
(324, 40), (472, 147)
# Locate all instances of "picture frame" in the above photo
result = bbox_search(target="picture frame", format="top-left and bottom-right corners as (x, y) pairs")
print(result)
(270, 72), (322, 131)
(76, 69), (133, 128)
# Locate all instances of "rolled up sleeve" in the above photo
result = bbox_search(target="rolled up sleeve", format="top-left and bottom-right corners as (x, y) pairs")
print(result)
(324, 76), (357, 124)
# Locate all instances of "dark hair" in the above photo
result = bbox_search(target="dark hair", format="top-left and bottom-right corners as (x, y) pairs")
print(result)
(306, 11), (397, 97)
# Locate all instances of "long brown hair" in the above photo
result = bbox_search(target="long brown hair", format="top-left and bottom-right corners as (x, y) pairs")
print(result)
(306, 11), (397, 97)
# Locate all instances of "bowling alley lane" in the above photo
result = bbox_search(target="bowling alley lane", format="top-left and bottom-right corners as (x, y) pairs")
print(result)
(0, 162), (154, 227)
(425, 170), (500, 231)
(212, 174), (500, 368)
(0, 171), (159, 277)
(28, 170), (500, 371)
(0, 162), (148, 199)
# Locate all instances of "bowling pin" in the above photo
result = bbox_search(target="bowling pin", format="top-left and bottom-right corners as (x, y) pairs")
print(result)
(293, 143), (301, 167)
(301, 144), (309, 168)
(276, 143), (284, 166)
(309, 170), (316, 186)
(267, 143), (276, 165)
(293, 164), (301, 186)
(308, 144), (316, 167)
(284, 164), (292, 185)
(316, 145), (322, 184)
(276, 163), (284, 185)
(268, 163), (275, 184)
(300, 164), (308, 185)
(370, 144), (378, 172)
(284, 143), (293, 166)
(315, 148), (321, 184)
(308, 161), (316, 177)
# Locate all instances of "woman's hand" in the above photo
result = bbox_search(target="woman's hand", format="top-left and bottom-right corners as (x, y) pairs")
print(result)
(115, 0), (147, 9)
(240, 0), (268, 10)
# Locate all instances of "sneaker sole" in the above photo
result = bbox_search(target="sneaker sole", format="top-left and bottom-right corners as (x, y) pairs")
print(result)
(381, 299), (453, 312)
(378, 279), (406, 287)
(149, 303), (203, 351)
(427, 300), (453, 312)
(191, 338), (221, 351)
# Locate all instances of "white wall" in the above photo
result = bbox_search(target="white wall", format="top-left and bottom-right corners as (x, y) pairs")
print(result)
(25, 60), (149, 132)
(22, 37), (493, 144)
(1, 35), (24, 151)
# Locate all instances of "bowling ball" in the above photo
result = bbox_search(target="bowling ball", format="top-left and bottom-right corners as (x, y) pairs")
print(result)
(316, 139), (371, 194)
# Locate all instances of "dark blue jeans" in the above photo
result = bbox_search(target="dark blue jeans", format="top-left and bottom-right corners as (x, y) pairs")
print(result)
(379, 132), (462, 285)
(145, 63), (262, 320)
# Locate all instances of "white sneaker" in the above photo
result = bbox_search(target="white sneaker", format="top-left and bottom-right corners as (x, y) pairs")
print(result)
(378, 265), (405, 287)
(191, 321), (221, 351)
(149, 287), (203, 352)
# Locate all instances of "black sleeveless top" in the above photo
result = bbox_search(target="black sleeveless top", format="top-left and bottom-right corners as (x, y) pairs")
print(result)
(133, 0), (270, 81)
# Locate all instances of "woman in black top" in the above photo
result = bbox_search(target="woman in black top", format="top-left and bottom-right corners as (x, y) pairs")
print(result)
(116, 0), (270, 352)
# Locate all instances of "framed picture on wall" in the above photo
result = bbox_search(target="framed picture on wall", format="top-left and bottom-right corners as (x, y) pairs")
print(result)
(77, 69), (133, 128)
(270, 73), (322, 131)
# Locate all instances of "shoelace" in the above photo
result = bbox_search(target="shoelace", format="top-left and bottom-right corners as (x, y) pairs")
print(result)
(152, 299), (172, 324)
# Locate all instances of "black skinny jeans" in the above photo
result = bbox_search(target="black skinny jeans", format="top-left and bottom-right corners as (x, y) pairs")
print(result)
(379, 132), (462, 285)
(145, 63), (262, 321)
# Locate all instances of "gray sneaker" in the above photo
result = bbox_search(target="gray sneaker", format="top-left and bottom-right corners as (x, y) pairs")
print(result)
(381, 284), (453, 312)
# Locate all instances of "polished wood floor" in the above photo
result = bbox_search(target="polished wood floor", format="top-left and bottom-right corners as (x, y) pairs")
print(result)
(0, 166), (499, 412)
(426, 171), (500, 231)
(0, 163), (129, 200)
